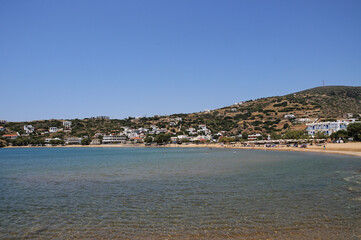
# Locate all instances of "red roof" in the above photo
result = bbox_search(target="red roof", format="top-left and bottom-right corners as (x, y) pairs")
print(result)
(131, 137), (143, 140)
(4, 134), (17, 137)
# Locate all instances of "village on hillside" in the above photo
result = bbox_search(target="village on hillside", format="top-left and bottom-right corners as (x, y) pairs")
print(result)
(2, 87), (361, 148)
(1, 112), (360, 148)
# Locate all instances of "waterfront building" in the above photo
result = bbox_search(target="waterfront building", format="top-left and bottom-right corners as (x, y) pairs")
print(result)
(248, 133), (262, 141)
(45, 138), (62, 143)
(90, 139), (101, 145)
(306, 119), (356, 136)
(130, 137), (143, 143)
(3, 134), (18, 139)
(102, 135), (126, 144)
(65, 137), (82, 145)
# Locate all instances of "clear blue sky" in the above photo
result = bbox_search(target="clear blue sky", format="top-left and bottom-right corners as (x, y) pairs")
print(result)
(1, 0), (360, 122)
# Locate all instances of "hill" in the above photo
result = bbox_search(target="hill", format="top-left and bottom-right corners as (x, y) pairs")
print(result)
(2, 86), (361, 140)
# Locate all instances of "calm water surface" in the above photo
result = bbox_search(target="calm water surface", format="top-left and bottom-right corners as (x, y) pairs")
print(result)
(0, 147), (360, 239)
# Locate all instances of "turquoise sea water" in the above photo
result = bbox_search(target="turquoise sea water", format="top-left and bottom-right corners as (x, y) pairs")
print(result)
(0, 147), (360, 239)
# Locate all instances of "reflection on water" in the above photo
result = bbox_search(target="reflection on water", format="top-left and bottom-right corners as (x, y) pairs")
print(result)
(0, 147), (360, 239)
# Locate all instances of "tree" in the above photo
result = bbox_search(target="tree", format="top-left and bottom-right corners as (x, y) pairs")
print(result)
(241, 132), (248, 140)
(154, 133), (171, 144)
(283, 130), (308, 139)
(270, 132), (281, 140)
(218, 136), (234, 143)
(283, 123), (289, 129)
(81, 138), (91, 145)
(144, 136), (153, 143)
(330, 130), (348, 140)
(347, 123), (361, 141)
(314, 131), (328, 139)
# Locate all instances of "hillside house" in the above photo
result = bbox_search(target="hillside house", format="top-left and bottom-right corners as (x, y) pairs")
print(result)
(284, 114), (296, 119)
(24, 125), (34, 134)
(63, 121), (72, 131)
(343, 113), (353, 119)
(49, 127), (58, 133)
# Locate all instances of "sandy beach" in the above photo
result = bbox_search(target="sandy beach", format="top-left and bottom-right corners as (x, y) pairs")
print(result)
(4, 142), (361, 157)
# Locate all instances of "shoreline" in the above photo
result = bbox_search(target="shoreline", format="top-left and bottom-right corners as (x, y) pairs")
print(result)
(3, 142), (361, 157)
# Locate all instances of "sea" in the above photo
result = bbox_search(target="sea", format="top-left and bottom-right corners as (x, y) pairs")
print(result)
(0, 147), (360, 239)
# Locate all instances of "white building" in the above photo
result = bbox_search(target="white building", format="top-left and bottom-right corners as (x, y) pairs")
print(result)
(284, 114), (296, 119)
(45, 138), (62, 143)
(248, 133), (262, 141)
(343, 113), (353, 119)
(90, 139), (101, 145)
(186, 127), (196, 135)
(49, 127), (58, 133)
(306, 119), (356, 136)
(65, 137), (82, 145)
(156, 128), (167, 134)
(102, 135), (126, 144)
(63, 121), (72, 130)
(127, 132), (139, 139)
(197, 125), (211, 135)
(234, 101), (245, 106)
(296, 118), (312, 123)
(24, 125), (35, 134)
(3, 134), (18, 139)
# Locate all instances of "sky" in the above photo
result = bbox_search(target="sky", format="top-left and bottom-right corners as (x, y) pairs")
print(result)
(1, 0), (360, 122)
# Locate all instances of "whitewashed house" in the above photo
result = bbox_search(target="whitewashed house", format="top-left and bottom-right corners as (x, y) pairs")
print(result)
(248, 133), (262, 141)
(306, 119), (356, 136)
(24, 125), (35, 134)
(63, 121), (72, 131)
(49, 127), (58, 133)
(284, 114), (296, 119)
